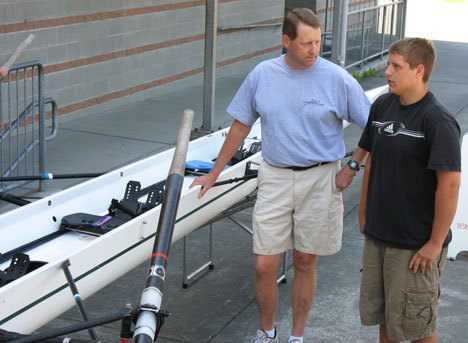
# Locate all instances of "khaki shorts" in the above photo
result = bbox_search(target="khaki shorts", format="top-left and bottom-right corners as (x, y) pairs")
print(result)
(360, 238), (448, 341)
(252, 160), (343, 256)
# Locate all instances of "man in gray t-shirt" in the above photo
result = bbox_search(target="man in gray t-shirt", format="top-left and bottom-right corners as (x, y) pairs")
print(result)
(191, 8), (370, 343)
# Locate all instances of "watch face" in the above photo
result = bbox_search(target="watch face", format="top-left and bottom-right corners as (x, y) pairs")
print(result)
(348, 160), (359, 171)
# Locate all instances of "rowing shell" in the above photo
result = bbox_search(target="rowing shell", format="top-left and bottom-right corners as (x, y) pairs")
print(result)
(0, 85), (388, 333)
(0, 120), (262, 333)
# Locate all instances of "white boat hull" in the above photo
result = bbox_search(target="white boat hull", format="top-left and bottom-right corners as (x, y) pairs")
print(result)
(0, 86), (388, 333)
(0, 122), (261, 333)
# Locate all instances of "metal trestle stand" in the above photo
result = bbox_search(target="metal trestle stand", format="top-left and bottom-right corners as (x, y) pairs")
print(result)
(182, 192), (288, 288)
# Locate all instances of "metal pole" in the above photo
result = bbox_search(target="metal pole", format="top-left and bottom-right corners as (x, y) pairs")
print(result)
(338, 0), (349, 68)
(401, 0), (407, 39)
(330, 0), (342, 65)
(62, 260), (99, 341)
(182, 235), (188, 287)
(10, 311), (129, 343)
(37, 63), (45, 191)
(380, 6), (387, 59)
(324, 0), (330, 32)
(133, 109), (194, 342)
(359, 11), (366, 69)
(201, 0), (218, 132)
(208, 223), (213, 267)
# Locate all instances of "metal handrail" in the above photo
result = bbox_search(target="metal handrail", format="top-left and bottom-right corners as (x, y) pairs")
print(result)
(344, 0), (405, 69)
(348, 0), (404, 16)
(218, 22), (282, 31)
(0, 61), (57, 192)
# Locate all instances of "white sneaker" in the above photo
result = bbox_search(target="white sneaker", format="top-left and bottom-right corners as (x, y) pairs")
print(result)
(252, 329), (278, 343)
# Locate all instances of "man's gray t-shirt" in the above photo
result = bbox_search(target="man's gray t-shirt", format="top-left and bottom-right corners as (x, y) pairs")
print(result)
(227, 55), (371, 167)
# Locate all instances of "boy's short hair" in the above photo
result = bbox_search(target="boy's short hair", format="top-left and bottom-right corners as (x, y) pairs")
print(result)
(389, 38), (436, 82)
(283, 8), (321, 40)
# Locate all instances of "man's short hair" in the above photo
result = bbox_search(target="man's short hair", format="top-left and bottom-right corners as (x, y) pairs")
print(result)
(283, 8), (321, 40)
(389, 38), (436, 83)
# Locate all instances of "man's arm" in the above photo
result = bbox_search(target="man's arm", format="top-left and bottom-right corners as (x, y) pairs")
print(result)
(190, 119), (252, 198)
(358, 152), (371, 233)
(335, 146), (368, 191)
(409, 170), (461, 274)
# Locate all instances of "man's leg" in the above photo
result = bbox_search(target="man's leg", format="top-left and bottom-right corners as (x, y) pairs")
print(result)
(291, 250), (317, 336)
(255, 253), (283, 331)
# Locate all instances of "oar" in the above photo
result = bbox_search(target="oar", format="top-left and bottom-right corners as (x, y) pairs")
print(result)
(0, 172), (104, 182)
(0, 34), (35, 79)
(0, 192), (31, 206)
(133, 109), (194, 343)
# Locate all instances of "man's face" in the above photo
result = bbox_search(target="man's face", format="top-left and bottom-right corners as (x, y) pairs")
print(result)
(385, 53), (421, 96)
(283, 23), (321, 70)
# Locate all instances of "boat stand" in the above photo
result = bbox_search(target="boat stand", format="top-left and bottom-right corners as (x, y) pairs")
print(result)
(182, 192), (288, 288)
(61, 260), (99, 341)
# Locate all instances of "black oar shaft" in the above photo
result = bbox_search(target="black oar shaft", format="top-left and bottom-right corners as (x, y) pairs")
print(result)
(133, 109), (194, 342)
(61, 261), (99, 341)
(0, 172), (103, 182)
(0, 192), (30, 206)
(9, 310), (129, 343)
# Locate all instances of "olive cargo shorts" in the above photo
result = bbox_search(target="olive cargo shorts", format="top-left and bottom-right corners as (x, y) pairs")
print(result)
(360, 238), (447, 341)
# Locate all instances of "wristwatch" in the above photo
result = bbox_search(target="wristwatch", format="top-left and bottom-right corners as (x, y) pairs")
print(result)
(347, 159), (360, 172)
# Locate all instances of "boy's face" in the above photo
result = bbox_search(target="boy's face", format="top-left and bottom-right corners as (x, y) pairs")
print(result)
(385, 53), (422, 96)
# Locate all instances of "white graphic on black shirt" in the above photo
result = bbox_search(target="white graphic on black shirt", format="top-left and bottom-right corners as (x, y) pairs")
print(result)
(384, 123), (394, 134)
(372, 121), (425, 138)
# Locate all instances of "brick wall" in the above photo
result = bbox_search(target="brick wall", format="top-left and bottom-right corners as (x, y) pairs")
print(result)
(0, 0), (285, 119)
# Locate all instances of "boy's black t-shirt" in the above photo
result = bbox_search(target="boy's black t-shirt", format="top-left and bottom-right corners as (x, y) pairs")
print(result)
(359, 91), (461, 249)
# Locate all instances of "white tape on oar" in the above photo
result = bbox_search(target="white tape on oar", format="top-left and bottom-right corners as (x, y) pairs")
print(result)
(0, 34), (35, 78)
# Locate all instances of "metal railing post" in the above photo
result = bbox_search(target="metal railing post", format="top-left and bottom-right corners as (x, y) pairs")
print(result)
(330, 0), (343, 65)
(338, 0), (349, 68)
(38, 64), (45, 191)
(390, 3), (396, 43)
(400, 0), (407, 39)
(380, 5), (387, 59)
(201, 0), (218, 133)
(360, 11), (366, 69)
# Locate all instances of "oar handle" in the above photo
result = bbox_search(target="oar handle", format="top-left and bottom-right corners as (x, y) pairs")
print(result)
(0, 34), (35, 79)
(169, 109), (194, 176)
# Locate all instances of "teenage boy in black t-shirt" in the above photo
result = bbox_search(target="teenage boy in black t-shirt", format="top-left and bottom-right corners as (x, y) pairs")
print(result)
(356, 38), (461, 342)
